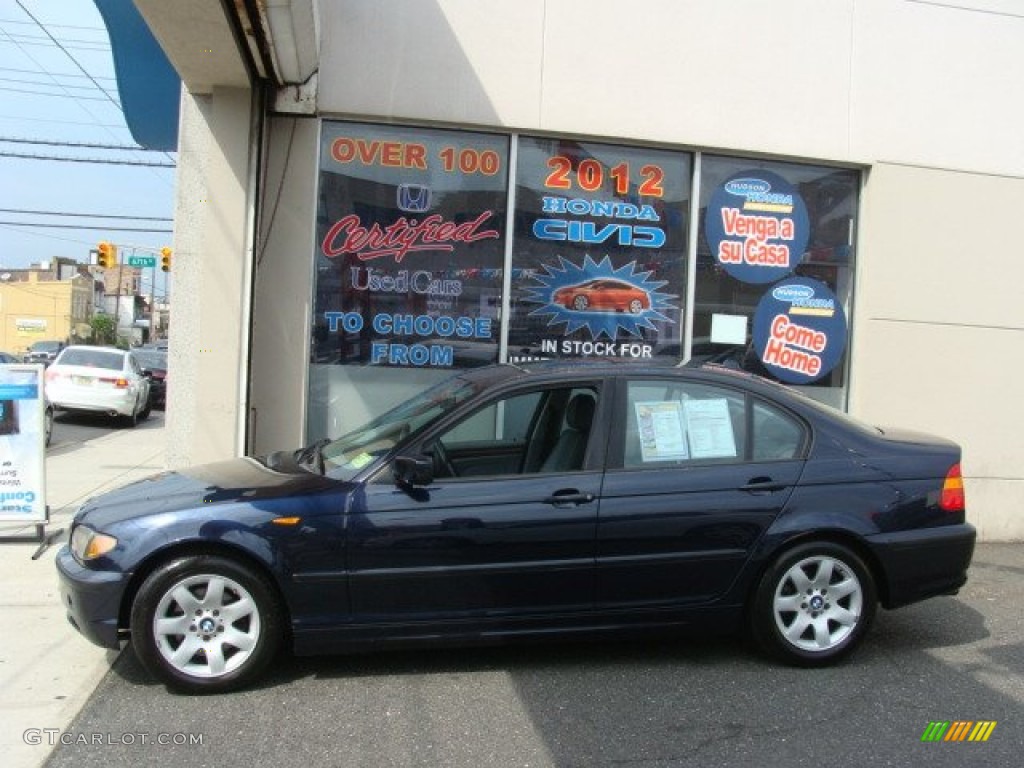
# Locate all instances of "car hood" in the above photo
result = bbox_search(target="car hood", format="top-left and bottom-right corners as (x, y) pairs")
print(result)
(75, 454), (342, 530)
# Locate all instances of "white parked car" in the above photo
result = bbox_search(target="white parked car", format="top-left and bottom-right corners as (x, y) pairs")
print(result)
(45, 346), (151, 427)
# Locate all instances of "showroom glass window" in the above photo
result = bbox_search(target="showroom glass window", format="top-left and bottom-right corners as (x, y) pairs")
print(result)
(308, 123), (510, 443)
(508, 138), (692, 364)
(695, 156), (858, 408)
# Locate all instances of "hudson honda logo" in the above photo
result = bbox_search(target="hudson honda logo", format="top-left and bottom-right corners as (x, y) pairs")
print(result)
(771, 284), (836, 317)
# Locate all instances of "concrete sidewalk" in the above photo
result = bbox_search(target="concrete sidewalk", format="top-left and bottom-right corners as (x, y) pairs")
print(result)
(0, 416), (166, 768)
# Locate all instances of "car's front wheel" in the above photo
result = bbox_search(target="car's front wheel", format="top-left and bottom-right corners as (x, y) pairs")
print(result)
(750, 542), (876, 666)
(130, 555), (283, 693)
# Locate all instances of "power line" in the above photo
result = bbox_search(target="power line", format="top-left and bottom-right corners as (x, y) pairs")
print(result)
(0, 207), (171, 221)
(0, 221), (172, 233)
(0, 17), (106, 32)
(0, 151), (174, 167)
(13, 1), (121, 112)
(0, 84), (117, 102)
(0, 113), (125, 128)
(0, 137), (169, 153)
(0, 64), (116, 82)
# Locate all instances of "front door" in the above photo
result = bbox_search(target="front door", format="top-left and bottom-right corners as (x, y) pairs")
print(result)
(348, 382), (607, 623)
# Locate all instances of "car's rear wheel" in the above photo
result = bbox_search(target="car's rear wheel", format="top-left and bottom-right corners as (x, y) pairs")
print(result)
(130, 555), (283, 693)
(751, 542), (876, 666)
(628, 298), (644, 314)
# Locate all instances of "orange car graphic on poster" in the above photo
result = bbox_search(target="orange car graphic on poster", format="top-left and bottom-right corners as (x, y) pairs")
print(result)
(553, 279), (651, 314)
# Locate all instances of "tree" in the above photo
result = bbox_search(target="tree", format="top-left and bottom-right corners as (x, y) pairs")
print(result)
(91, 314), (117, 346)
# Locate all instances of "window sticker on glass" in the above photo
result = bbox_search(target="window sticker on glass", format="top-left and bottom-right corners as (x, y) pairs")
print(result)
(635, 401), (689, 462)
(683, 399), (738, 459)
(347, 452), (376, 470)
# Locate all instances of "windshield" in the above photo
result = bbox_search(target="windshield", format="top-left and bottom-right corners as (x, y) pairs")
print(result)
(58, 348), (124, 371)
(319, 374), (482, 480)
(134, 350), (167, 369)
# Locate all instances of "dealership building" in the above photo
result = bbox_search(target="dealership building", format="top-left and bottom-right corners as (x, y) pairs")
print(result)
(122, 0), (1023, 540)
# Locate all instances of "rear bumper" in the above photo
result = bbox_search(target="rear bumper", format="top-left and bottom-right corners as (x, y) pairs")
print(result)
(866, 523), (976, 609)
(48, 383), (138, 417)
(55, 546), (130, 649)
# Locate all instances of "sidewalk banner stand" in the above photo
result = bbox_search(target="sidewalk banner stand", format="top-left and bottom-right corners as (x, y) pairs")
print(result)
(0, 364), (60, 554)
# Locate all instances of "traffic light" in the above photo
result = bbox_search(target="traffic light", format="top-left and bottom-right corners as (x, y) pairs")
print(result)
(97, 241), (118, 269)
(160, 246), (172, 272)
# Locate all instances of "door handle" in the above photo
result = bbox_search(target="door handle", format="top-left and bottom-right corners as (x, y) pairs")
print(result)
(740, 477), (787, 493)
(543, 490), (596, 507)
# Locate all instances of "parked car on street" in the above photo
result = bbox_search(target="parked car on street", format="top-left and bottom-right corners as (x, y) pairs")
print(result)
(23, 339), (64, 365)
(56, 362), (974, 693)
(45, 345), (151, 427)
(132, 347), (167, 409)
(0, 351), (22, 363)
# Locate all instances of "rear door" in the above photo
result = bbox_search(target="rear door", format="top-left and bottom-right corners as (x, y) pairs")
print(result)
(597, 375), (808, 608)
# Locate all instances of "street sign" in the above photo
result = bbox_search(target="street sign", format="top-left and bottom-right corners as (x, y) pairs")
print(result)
(127, 256), (157, 268)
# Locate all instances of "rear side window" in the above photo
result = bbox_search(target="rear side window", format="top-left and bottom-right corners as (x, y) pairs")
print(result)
(58, 349), (125, 371)
(620, 379), (806, 468)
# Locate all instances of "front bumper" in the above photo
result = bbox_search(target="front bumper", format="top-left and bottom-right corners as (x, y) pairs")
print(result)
(867, 523), (977, 609)
(55, 545), (131, 649)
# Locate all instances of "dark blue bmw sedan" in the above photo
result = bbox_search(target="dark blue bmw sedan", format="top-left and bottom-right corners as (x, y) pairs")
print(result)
(57, 363), (975, 693)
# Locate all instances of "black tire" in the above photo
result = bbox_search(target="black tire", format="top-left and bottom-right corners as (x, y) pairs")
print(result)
(750, 542), (876, 666)
(130, 555), (283, 693)
(122, 399), (139, 428)
(139, 398), (152, 421)
(44, 406), (53, 446)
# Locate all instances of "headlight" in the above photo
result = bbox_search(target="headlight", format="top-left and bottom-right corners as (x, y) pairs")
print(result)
(70, 525), (118, 561)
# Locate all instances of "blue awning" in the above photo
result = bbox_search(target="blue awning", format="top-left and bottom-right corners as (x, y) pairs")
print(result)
(93, 0), (181, 151)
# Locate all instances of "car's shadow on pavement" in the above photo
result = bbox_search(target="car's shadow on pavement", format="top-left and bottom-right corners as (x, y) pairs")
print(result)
(107, 593), (989, 694)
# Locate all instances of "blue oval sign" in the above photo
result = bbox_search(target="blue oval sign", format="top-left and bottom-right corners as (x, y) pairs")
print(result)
(752, 277), (847, 384)
(705, 170), (809, 285)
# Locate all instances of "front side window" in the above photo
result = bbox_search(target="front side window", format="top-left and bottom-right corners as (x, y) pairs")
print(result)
(425, 386), (599, 479)
(321, 374), (483, 481)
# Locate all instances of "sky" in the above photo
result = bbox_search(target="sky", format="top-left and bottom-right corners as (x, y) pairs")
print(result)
(0, 0), (175, 297)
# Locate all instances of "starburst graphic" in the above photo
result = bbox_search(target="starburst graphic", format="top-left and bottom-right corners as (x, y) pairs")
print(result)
(523, 255), (677, 340)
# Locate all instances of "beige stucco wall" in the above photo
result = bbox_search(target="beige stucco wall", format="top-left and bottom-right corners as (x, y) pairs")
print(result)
(850, 163), (1024, 540)
(165, 86), (256, 467)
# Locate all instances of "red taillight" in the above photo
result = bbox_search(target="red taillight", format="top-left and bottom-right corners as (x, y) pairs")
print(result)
(940, 463), (965, 512)
(98, 377), (130, 388)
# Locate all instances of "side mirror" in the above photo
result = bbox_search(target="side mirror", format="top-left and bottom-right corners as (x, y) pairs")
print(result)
(393, 454), (434, 488)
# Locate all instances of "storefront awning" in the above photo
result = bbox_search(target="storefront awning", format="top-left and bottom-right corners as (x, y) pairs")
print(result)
(93, 0), (180, 152)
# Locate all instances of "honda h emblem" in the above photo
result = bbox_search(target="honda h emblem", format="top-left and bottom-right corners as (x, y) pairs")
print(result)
(397, 184), (431, 213)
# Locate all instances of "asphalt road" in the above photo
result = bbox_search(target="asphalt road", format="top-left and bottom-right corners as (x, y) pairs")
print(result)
(48, 409), (163, 452)
(38, 542), (1021, 768)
